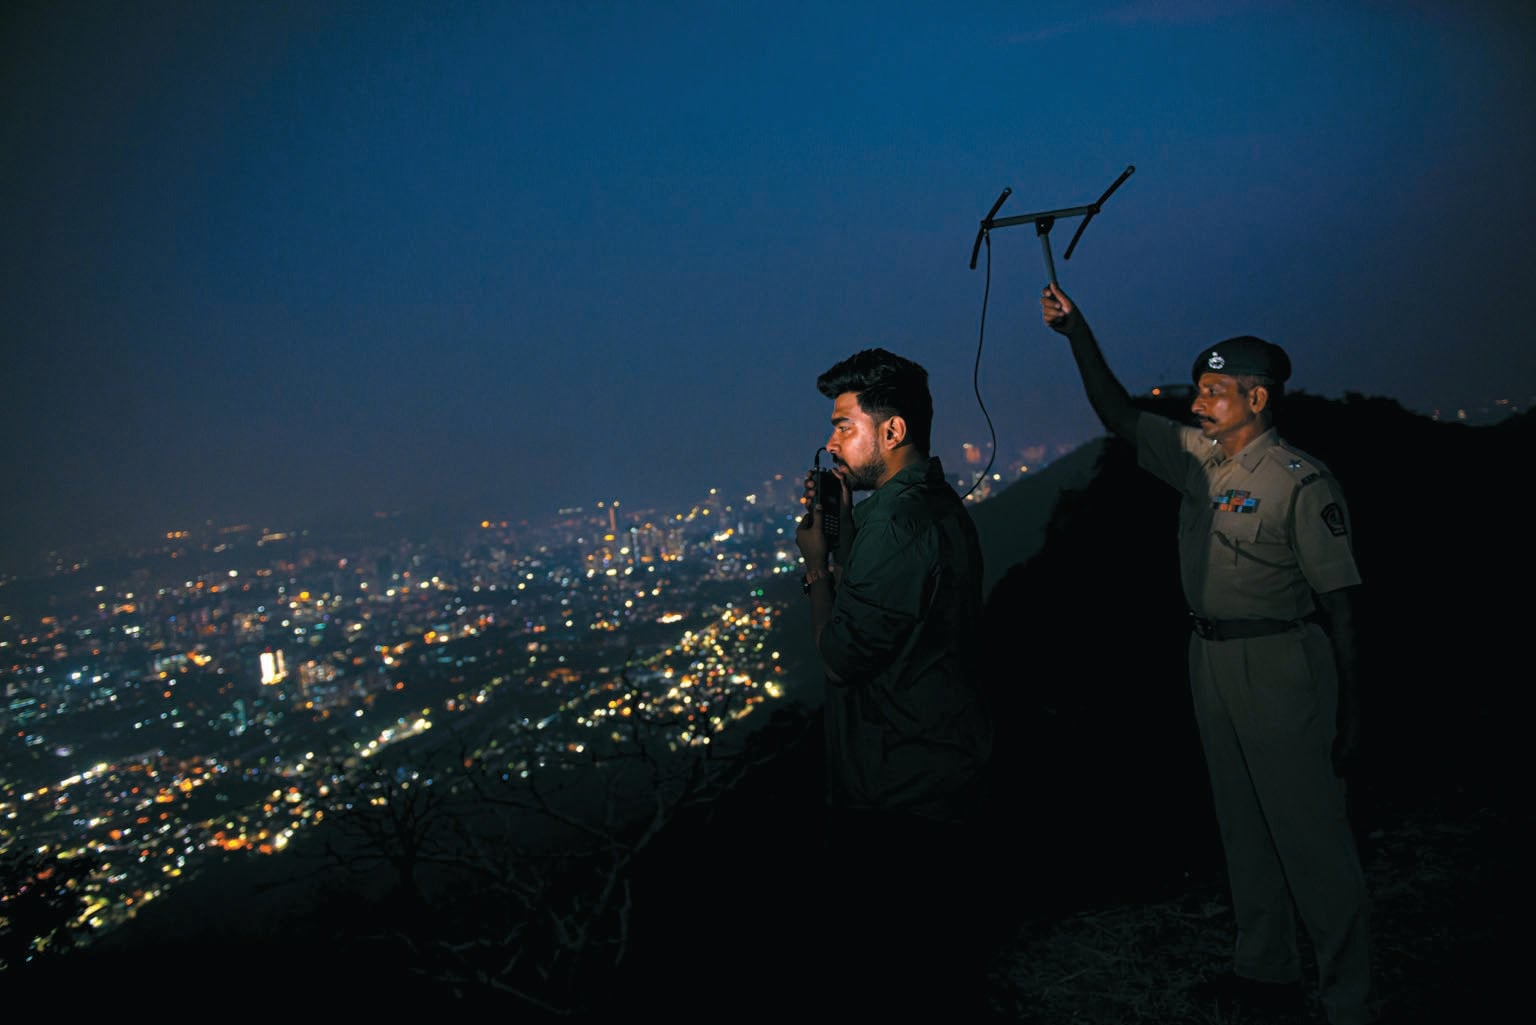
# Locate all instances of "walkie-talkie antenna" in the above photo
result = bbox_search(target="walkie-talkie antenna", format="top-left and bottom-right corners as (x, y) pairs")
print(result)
(968, 164), (1135, 283)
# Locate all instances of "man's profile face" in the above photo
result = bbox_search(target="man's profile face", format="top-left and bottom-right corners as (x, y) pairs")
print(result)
(1191, 372), (1263, 443)
(825, 391), (888, 492)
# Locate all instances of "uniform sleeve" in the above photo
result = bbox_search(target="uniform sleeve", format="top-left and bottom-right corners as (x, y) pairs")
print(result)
(1136, 413), (1209, 492)
(1292, 474), (1362, 594)
(819, 517), (934, 686)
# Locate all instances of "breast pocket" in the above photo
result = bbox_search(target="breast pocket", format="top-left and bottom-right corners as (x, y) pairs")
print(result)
(1211, 511), (1261, 566)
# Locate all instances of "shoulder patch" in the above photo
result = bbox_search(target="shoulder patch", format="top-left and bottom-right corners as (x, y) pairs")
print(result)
(1320, 502), (1348, 537)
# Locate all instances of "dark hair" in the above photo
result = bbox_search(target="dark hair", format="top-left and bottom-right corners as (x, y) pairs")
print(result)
(816, 348), (933, 452)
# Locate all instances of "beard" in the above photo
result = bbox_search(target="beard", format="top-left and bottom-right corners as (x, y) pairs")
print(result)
(838, 451), (888, 492)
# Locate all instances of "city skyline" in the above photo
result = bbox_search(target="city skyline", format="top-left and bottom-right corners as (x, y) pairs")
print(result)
(1, 383), (1520, 580)
(0, 425), (1089, 577)
(0, 469), (816, 956)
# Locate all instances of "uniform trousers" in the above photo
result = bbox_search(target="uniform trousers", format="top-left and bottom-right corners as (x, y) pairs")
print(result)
(1188, 623), (1373, 1025)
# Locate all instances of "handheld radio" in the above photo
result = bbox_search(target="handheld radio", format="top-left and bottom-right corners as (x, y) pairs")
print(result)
(812, 447), (840, 548)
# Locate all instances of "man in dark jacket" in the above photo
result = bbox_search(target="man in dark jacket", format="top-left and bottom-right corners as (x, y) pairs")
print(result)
(795, 347), (995, 1018)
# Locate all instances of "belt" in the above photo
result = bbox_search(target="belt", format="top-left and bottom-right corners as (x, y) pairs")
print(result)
(1188, 612), (1314, 641)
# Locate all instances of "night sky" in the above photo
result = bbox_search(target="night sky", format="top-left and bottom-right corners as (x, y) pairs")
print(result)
(4, 1), (1533, 574)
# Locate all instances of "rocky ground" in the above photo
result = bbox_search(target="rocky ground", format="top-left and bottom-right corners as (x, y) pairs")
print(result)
(986, 787), (1517, 1024)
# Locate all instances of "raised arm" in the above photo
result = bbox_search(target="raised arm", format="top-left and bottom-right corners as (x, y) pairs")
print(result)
(1041, 283), (1140, 443)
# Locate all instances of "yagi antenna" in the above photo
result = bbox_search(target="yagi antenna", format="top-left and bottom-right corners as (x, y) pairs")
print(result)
(968, 164), (1136, 283)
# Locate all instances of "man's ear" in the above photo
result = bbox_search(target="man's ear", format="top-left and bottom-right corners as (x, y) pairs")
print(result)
(1248, 384), (1270, 414)
(881, 415), (908, 449)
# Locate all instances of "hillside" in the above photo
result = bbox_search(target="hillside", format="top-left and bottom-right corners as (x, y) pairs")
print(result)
(6, 395), (1526, 1022)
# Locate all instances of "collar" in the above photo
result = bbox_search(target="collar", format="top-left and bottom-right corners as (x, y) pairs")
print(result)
(1235, 427), (1281, 472)
(859, 457), (945, 513)
(1205, 427), (1280, 471)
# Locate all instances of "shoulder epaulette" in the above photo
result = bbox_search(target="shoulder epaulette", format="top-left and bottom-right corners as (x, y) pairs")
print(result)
(1273, 444), (1323, 486)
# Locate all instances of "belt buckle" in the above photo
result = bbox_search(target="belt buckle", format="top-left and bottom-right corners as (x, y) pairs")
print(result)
(1190, 614), (1217, 640)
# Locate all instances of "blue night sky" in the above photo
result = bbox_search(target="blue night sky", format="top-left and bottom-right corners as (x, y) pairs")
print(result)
(3, 1), (1532, 572)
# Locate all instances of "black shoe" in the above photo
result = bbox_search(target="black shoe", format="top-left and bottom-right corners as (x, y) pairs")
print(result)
(1192, 971), (1309, 1019)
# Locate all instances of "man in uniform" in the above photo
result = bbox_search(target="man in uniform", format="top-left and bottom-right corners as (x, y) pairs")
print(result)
(794, 347), (996, 1018)
(1040, 283), (1375, 1025)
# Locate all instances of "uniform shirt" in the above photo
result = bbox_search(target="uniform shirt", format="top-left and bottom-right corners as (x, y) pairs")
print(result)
(818, 457), (992, 819)
(1137, 417), (1362, 620)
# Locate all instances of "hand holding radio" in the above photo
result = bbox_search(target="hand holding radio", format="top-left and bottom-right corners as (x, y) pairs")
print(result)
(797, 447), (850, 573)
(813, 463), (842, 549)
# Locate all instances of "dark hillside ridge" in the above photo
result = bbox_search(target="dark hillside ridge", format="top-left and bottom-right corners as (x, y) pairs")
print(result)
(8, 395), (1526, 1019)
(617, 394), (1531, 1016)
